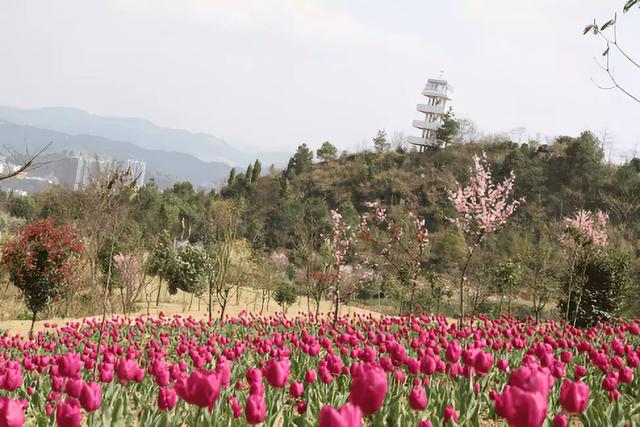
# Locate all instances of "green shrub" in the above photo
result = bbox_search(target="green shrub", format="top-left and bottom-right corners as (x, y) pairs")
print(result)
(274, 282), (298, 312)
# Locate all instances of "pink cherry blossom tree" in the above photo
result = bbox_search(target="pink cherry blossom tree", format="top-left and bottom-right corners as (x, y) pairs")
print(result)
(359, 202), (429, 314)
(448, 153), (523, 324)
(561, 209), (609, 323)
(327, 209), (353, 325)
(112, 253), (143, 315)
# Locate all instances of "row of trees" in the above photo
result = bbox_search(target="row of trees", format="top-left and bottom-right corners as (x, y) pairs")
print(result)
(3, 143), (634, 335)
(0, 128), (638, 330)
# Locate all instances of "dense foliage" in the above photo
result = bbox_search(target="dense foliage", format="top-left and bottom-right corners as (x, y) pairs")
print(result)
(0, 130), (638, 323)
(1, 219), (83, 336)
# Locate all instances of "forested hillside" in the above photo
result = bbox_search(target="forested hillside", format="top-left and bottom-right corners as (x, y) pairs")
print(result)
(1, 130), (638, 324)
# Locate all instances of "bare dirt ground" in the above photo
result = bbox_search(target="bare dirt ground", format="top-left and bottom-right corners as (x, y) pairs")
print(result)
(0, 286), (377, 337)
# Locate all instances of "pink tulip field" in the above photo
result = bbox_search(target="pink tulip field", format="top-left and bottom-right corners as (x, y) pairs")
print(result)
(0, 312), (639, 427)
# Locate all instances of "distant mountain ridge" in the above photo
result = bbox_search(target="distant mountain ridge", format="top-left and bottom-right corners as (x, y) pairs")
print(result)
(0, 106), (289, 167)
(0, 120), (231, 189)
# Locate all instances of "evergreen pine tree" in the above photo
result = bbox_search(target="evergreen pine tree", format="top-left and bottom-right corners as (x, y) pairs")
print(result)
(228, 168), (236, 186)
(245, 163), (254, 185)
(251, 159), (262, 183)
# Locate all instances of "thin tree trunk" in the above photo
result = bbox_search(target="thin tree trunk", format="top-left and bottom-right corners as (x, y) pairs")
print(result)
(120, 286), (126, 314)
(2, 282), (10, 298)
(208, 278), (213, 321)
(572, 254), (590, 327)
(29, 311), (37, 340)
(93, 239), (115, 379)
(531, 265), (542, 322)
(409, 282), (416, 315)
(459, 244), (477, 326)
(155, 277), (163, 307)
(333, 287), (340, 326)
(565, 249), (578, 322)
(219, 297), (227, 321)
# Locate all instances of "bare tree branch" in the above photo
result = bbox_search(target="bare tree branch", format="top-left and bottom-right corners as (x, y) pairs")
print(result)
(0, 141), (52, 181)
(592, 52), (640, 103)
(597, 17), (640, 69)
(586, 4), (639, 103)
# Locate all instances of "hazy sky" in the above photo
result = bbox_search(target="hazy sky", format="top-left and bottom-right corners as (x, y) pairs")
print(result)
(1, 0), (638, 158)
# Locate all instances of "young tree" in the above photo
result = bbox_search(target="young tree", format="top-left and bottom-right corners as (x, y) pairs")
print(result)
(227, 168), (237, 186)
(560, 209), (609, 323)
(570, 249), (631, 326)
(286, 144), (314, 177)
(245, 163), (254, 185)
(274, 282), (297, 313)
(436, 107), (461, 147)
(326, 209), (352, 325)
(206, 199), (244, 320)
(520, 227), (562, 322)
(359, 203), (430, 315)
(290, 197), (331, 314)
(147, 230), (174, 306)
(448, 153), (523, 324)
(112, 253), (143, 314)
(372, 129), (389, 153)
(2, 219), (84, 338)
(316, 141), (338, 162)
(490, 259), (522, 316)
(253, 251), (288, 313)
(251, 159), (262, 183)
(426, 271), (452, 314)
(166, 243), (210, 311)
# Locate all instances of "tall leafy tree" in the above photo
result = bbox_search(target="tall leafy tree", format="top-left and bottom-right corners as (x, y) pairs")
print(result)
(291, 144), (314, 175)
(316, 141), (338, 162)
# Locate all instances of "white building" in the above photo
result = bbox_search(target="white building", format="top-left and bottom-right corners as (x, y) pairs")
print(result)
(407, 77), (452, 151)
(72, 155), (146, 190)
(124, 159), (146, 186)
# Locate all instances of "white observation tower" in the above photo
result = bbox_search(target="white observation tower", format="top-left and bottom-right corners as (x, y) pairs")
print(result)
(407, 75), (452, 151)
